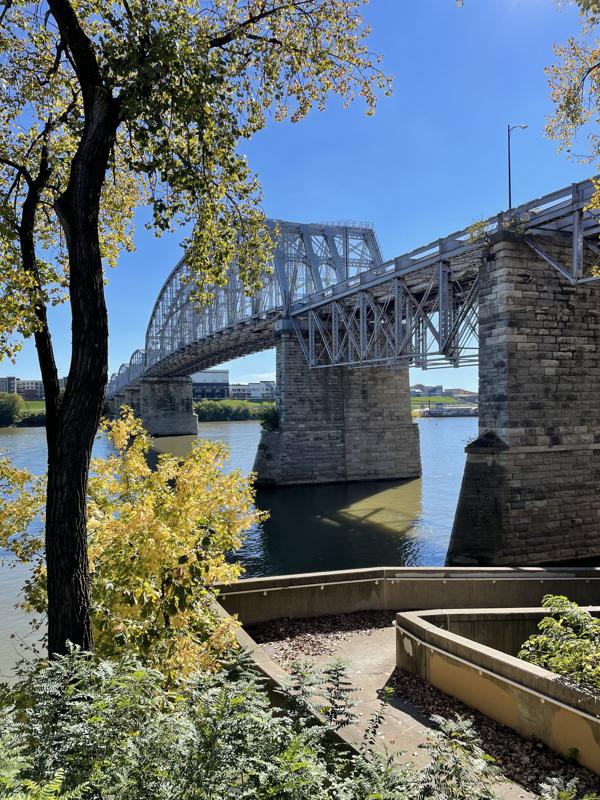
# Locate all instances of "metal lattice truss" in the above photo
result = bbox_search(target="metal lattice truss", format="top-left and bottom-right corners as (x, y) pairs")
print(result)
(293, 265), (481, 369)
(107, 177), (600, 396)
(107, 221), (382, 396)
(289, 177), (600, 369)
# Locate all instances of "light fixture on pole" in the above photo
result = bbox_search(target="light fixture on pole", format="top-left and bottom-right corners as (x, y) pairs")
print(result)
(507, 123), (528, 211)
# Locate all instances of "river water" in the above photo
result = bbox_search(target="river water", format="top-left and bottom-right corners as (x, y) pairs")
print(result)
(0, 417), (475, 675)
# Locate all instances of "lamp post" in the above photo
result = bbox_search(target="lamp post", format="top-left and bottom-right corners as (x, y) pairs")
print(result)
(507, 123), (528, 211)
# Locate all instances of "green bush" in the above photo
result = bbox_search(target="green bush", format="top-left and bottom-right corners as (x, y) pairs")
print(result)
(519, 594), (600, 694)
(15, 411), (46, 427)
(0, 392), (25, 426)
(259, 405), (279, 431)
(193, 399), (274, 422)
(0, 648), (506, 800)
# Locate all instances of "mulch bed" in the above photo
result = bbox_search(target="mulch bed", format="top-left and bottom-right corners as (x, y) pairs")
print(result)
(389, 668), (600, 796)
(247, 610), (600, 797)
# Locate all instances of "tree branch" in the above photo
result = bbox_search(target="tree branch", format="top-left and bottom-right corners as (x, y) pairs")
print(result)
(17, 144), (61, 435)
(46, 0), (103, 112)
(208, 2), (306, 49)
(0, 157), (33, 186)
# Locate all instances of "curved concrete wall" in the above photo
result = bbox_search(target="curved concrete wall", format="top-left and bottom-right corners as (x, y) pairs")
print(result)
(217, 566), (600, 625)
(396, 608), (600, 773)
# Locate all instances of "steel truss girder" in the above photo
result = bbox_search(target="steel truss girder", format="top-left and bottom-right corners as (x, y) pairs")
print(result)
(107, 175), (600, 397)
(299, 268), (480, 370)
(107, 220), (381, 397)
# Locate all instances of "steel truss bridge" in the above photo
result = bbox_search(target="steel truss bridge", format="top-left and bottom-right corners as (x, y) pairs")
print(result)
(107, 177), (600, 398)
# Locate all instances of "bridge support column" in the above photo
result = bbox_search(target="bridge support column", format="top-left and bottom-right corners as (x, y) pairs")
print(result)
(253, 331), (420, 485)
(139, 377), (197, 437)
(112, 392), (125, 417)
(123, 386), (141, 418)
(447, 234), (600, 566)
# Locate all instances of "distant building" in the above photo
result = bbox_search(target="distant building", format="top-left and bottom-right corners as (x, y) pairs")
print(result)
(0, 376), (18, 394)
(16, 379), (44, 400)
(410, 383), (443, 396)
(251, 381), (275, 401)
(443, 387), (478, 404)
(191, 369), (229, 400)
(229, 380), (275, 401)
(229, 383), (251, 400)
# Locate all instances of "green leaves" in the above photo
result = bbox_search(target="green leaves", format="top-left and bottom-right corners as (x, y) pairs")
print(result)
(546, 4), (600, 212)
(519, 594), (600, 695)
(0, 648), (506, 800)
(0, 0), (390, 361)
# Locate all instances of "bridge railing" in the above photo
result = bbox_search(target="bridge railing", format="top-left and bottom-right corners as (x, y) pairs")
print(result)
(291, 177), (599, 315)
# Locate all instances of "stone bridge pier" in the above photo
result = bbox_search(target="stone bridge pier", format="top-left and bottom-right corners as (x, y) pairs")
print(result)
(447, 233), (600, 566)
(138, 377), (197, 437)
(124, 385), (141, 418)
(253, 329), (421, 485)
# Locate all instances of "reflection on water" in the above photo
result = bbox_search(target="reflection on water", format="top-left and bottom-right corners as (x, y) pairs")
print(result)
(153, 417), (476, 576)
(0, 416), (475, 674)
(244, 480), (423, 576)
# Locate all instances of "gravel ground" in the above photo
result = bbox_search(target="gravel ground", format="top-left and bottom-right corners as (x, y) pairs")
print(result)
(390, 668), (600, 796)
(247, 611), (600, 797)
(246, 609), (396, 667)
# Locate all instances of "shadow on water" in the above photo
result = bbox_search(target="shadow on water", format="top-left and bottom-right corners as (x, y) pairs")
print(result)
(149, 418), (477, 578)
(241, 479), (424, 577)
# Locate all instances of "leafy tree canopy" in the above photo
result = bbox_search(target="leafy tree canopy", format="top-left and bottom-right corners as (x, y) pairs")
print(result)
(546, 0), (600, 206)
(0, 391), (25, 425)
(0, 0), (390, 361)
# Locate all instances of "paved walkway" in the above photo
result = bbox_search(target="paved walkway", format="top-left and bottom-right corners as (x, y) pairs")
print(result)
(262, 625), (534, 799)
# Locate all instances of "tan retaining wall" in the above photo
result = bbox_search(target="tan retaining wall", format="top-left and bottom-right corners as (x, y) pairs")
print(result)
(395, 608), (600, 773)
(217, 567), (600, 625)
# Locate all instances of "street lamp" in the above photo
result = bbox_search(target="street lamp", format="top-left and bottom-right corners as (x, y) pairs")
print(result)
(507, 124), (528, 211)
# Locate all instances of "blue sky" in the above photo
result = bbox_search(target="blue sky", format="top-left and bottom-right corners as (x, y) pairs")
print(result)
(5, 0), (592, 391)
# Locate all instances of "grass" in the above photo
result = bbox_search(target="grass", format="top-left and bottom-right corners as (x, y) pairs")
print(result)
(410, 395), (461, 408)
(24, 399), (45, 410)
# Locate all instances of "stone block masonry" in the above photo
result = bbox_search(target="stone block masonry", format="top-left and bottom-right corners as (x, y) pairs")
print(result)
(253, 332), (421, 485)
(447, 233), (600, 566)
(139, 376), (198, 437)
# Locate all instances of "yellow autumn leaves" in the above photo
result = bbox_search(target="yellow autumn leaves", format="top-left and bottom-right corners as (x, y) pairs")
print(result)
(0, 408), (265, 678)
(546, 2), (600, 211)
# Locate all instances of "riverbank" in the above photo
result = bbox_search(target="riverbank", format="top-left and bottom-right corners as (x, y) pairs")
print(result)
(194, 398), (274, 422)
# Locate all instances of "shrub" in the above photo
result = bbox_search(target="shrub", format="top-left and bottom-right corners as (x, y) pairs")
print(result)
(519, 594), (600, 694)
(15, 411), (46, 427)
(0, 408), (267, 678)
(193, 399), (274, 422)
(0, 648), (503, 800)
(259, 404), (279, 431)
(0, 392), (25, 426)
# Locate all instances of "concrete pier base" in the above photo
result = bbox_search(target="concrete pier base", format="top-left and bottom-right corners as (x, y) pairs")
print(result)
(253, 333), (421, 485)
(447, 235), (600, 566)
(139, 376), (197, 437)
